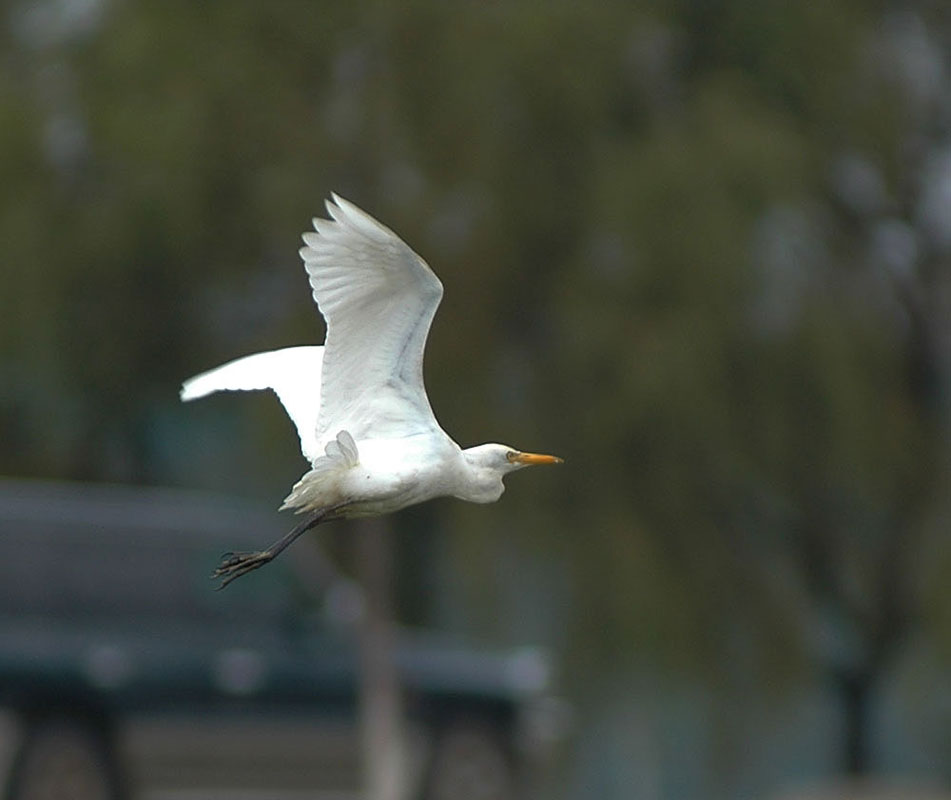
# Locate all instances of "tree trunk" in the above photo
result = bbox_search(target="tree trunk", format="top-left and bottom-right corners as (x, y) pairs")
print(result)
(356, 517), (406, 800)
(838, 669), (873, 776)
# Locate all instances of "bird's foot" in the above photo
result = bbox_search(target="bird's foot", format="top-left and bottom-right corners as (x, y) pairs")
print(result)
(213, 550), (273, 590)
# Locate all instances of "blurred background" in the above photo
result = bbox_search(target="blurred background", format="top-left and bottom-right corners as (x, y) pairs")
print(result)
(1, 0), (950, 798)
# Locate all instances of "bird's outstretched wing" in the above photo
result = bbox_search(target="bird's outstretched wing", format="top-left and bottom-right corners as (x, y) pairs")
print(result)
(301, 195), (445, 443)
(180, 346), (324, 462)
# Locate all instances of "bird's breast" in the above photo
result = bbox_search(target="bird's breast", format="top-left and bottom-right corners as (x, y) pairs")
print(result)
(338, 435), (461, 516)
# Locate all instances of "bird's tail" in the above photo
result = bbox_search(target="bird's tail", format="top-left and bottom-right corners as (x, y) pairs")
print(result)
(280, 430), (360, 513)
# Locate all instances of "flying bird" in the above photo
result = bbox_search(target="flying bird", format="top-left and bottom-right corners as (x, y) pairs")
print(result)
(182, 195), (562, 588)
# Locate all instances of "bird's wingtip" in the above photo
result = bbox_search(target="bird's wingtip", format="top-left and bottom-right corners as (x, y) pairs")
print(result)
(326, 192), (351, 216)
(318, 192), (355, 227)
(179, 372), (213, 402)
(319, 193), (391, 243)
(327, 192), (364, 222)
(329, 191), (353, 209)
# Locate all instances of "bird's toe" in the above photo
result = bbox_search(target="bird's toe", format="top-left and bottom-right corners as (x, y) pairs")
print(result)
(213, 550), (273, 589)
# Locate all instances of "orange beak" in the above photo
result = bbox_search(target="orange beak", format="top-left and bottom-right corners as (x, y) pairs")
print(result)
(510, 451), (564, 466)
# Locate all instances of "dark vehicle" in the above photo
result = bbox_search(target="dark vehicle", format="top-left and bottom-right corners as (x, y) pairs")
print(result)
(0, 479), (562, 800)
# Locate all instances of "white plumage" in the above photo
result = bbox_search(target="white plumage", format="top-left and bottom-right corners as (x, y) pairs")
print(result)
(182, 194), (561, 587)
(181, 346), (324, 460)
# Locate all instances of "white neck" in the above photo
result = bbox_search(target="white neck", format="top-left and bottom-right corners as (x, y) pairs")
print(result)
(453, 446), (507, 504)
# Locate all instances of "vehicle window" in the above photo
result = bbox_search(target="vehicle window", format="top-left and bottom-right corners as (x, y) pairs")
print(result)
(0, 519), (299, 630)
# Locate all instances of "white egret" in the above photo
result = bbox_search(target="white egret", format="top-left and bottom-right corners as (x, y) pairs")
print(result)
(182, 195), (562, 588)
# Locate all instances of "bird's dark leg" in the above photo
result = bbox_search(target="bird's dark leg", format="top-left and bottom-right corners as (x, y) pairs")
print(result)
(213, 503), (346, 590)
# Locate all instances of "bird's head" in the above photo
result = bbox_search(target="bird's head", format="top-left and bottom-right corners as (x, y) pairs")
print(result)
(458, 444), (563, 503)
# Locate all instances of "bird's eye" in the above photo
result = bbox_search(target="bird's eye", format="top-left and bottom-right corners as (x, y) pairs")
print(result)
(505, 451), (519, 463)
